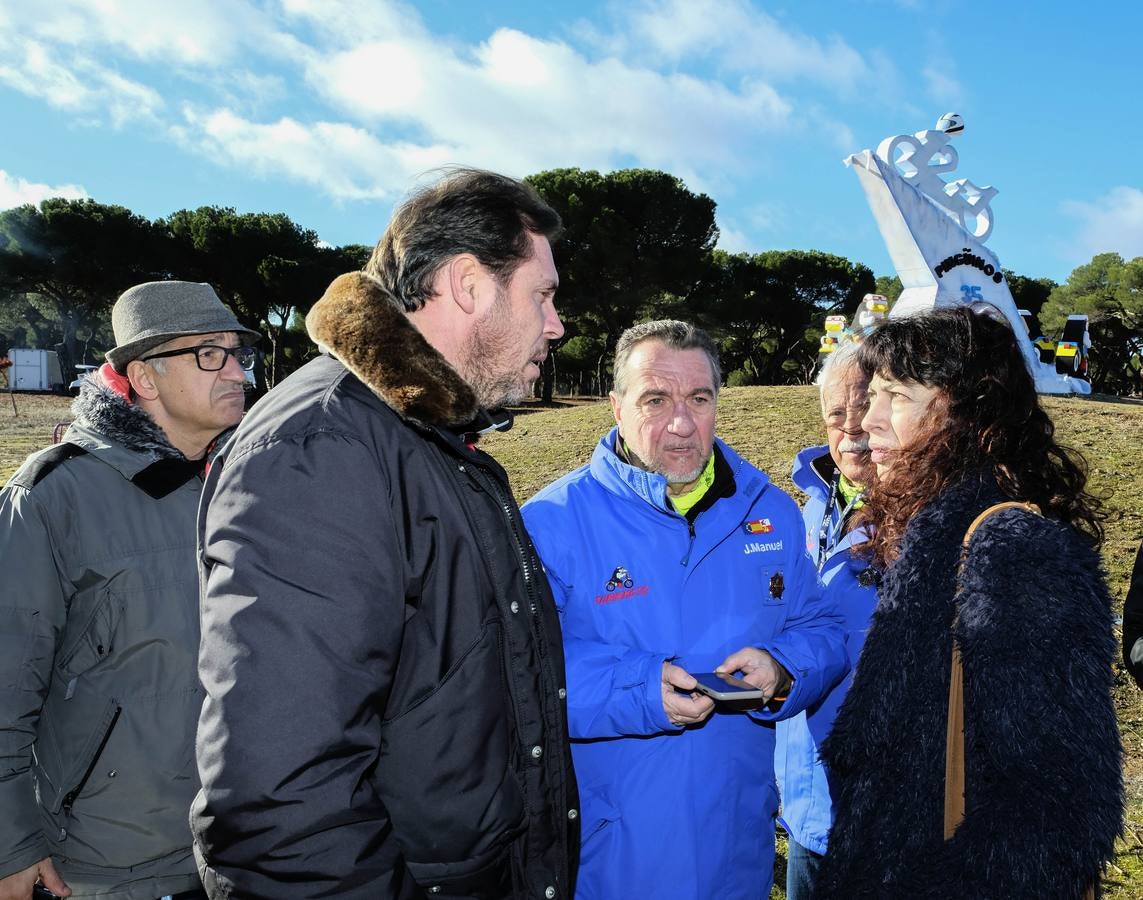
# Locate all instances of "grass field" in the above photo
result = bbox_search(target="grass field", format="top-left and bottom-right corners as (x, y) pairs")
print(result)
(4, 387), (1142, 896)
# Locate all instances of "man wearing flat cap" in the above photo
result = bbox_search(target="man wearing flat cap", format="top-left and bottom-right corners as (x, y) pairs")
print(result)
(0, 282), (257, 900)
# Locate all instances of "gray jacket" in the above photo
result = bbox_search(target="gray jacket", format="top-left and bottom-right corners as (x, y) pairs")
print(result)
(0, 375), (205, 899)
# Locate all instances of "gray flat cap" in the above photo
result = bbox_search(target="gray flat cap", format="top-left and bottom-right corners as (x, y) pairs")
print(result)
(107, 281), (260, 373)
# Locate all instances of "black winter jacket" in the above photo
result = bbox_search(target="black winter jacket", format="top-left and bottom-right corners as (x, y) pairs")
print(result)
(192, 273), (578, 899)
(816, 474), (1121, 900)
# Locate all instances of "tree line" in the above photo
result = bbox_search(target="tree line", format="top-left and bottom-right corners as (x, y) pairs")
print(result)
(1, 168), (1140, 396)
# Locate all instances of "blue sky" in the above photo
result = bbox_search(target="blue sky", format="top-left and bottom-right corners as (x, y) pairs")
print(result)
(1, 0), (1141, 284)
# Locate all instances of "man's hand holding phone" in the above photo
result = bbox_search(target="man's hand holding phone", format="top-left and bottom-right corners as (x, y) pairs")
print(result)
(716, 647), (793, 705)
(661, 661), (715, 728)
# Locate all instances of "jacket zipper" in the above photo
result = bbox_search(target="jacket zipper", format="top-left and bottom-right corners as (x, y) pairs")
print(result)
(680, 519), (696, 567)
(454, 462), (530, 723)
(465, 463), (542, 621)
(464, 460), (562, 810)
(61, 705), (122, 829)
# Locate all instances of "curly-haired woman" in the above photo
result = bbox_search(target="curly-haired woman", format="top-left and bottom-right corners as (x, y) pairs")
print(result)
(814, 306), (1122, 899)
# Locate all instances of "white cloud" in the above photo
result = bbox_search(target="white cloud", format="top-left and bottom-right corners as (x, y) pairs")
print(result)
(0, 0), (897, 205)
(0, 0), (300, 124)
(621, 0), (869, 90)
(297, 25), (793, 195)
(745, 202), (784, 231)
(714, 201), (790, 255)
(310, 40), (430, 116)
(279, 0), (430, 46)
(173, 107), (455, 201)
(0, 169), (88, 209)
(0, 0), (811, 193)
(922, 64), (965, 109)
(0, 39), (163, 126)
(1062, 186), (1143, 261)
(0, 0), (264, 66)
(716, 223), (752, 254)
(0, 41), (88, 109)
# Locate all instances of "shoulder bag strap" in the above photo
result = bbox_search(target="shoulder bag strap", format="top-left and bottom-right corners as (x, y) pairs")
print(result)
(944, 501), (1040, 841)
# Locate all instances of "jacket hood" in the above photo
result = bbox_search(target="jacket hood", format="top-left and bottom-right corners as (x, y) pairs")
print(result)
(306, 272), (478, 428)
(69, 364), (186, 464)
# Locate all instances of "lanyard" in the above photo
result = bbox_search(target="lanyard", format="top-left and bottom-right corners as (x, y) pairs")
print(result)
(816, 472), (863, 570)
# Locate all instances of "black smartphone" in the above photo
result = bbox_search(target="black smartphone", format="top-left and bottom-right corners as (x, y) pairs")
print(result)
(691, 672), (764, 701)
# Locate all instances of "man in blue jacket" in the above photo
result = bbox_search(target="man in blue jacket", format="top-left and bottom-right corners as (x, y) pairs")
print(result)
(775, 341), (880, 900)
(523, 320), (847, 899)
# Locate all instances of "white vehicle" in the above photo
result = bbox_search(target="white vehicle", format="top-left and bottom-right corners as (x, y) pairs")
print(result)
(1054, 315), (1091, 379)
(7, 348), (65, 392)
(69, 364), (100, 395)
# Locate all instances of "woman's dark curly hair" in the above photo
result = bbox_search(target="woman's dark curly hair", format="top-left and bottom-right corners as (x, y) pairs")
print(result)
(853, 306), (1102, 568)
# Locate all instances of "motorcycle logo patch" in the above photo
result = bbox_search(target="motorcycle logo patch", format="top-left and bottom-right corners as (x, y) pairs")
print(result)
(596, 565), (650, 606)
(605, 566), (634, 591)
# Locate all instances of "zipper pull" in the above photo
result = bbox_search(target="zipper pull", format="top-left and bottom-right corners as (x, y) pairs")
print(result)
(680, 521), (696, 566)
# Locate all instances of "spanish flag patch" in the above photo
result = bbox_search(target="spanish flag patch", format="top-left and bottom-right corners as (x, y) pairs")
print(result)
(744, 519), (774, 534)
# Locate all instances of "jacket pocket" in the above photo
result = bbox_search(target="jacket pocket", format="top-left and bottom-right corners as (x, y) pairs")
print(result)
(377, 621), (523, 867)
(577, 785), (620, 848)
(38, 696), (121, 814)
(575, 785), (621, 898)
(404, 842), (513, 899)
(56, 588), (122, 680)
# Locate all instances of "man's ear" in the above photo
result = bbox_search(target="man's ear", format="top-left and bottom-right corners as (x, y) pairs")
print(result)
(609, 391), (623, 429)
(126, 359), (160, 401)
(446, 254), (481, 315)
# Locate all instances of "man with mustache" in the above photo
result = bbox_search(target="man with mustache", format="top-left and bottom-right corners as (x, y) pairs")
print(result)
(192, 169), (578, 900)
(774, 340), (880, 900)
(522, 320), (846, 899)
(0, 282), (256, 900)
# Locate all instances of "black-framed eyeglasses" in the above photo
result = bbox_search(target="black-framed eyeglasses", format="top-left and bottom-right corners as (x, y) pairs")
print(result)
(141, 344), (258, 372)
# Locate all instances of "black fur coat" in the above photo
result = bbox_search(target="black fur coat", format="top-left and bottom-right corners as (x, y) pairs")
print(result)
(815, 474), (1122, 899)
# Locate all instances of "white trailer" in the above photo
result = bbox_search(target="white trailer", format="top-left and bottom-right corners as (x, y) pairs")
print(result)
(8, 348), (65, 392)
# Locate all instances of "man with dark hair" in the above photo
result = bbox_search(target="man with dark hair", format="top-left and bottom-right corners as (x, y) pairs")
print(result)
(192, 168), (577, 899)
(522, 320), (845, 899)
(0, 281), (256, 900)
(366, 169), (562, 311)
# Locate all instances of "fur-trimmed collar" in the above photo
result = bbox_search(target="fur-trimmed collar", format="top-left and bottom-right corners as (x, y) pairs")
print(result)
(306, 272), (478, 428)
(72, 372), (186, 460)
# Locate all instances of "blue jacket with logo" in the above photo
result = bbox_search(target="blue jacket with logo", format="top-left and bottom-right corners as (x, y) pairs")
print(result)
(774, 446), (879, 855)
(522, 430), (847, 900)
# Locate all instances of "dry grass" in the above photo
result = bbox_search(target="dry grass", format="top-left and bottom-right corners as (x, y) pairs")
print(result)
(0, 392), (74, 483)
(4, 386), (1142, 896)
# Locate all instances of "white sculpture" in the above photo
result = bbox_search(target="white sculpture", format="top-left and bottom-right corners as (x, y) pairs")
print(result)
(844, 115), (1090, 395)
(876, 122), (998, 242)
